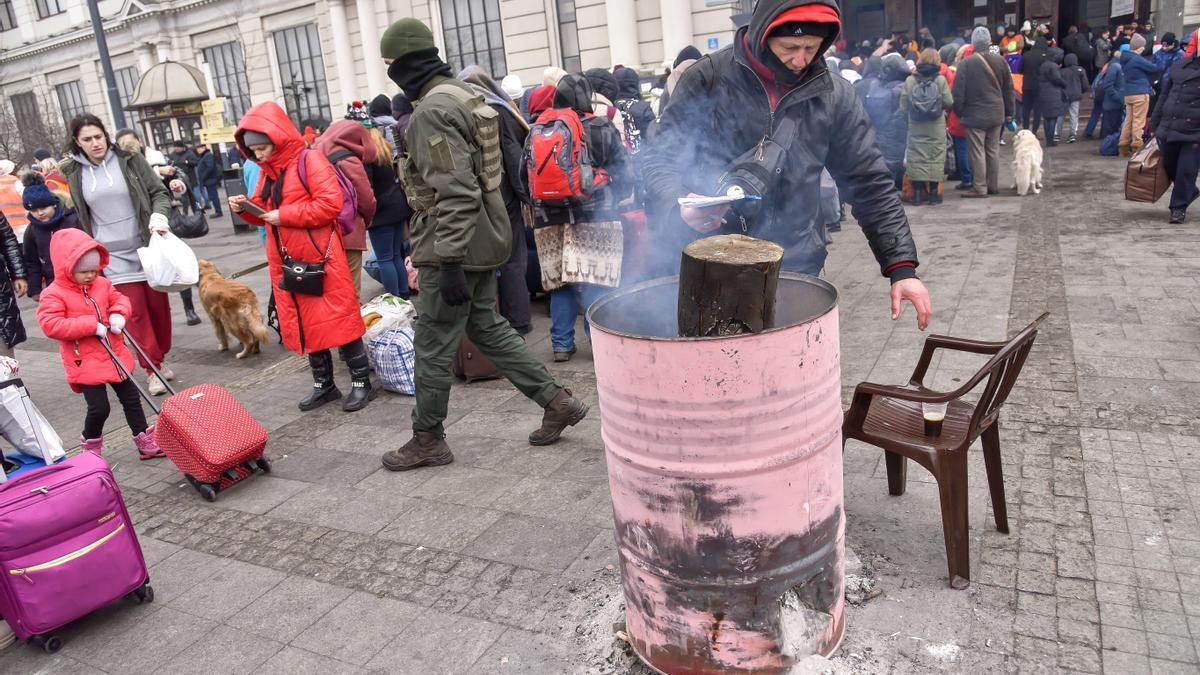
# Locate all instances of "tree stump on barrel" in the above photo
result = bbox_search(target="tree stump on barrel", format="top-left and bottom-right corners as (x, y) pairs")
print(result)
(678, 234), (784, 338)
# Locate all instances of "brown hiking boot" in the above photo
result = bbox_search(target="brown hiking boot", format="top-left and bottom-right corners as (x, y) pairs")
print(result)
(381, 432), (453, 471)
(529, 388), (589, 446)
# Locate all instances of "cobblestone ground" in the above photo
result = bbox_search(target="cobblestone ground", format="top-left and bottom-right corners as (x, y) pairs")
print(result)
(1, 142), (1198, 673)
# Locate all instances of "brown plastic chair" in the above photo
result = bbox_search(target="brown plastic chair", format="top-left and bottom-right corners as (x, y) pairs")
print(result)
(842, 313), (1049, 589)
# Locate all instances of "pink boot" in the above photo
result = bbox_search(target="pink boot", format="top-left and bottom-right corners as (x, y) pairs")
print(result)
(133, 427), (164, 460)
(80, 436), (103, 455)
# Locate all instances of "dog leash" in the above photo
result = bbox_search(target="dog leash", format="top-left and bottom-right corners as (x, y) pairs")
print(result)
(229, 261), (269, 279)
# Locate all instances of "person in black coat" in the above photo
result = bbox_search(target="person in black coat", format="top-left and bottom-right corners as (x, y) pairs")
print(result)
(613, 67), (655, 147)
(20, 183), (81, 301)
(1061, 53), (1089, 142)
(1150, 33), (1200, 223)
(459, 65), (534, 334)
(194, 144), (223, 217)
(0, 211), (26, 357)
(1038, 48), (1069, 146)
(1021, 36), (1050, 133)
(362, 128), (412, 298)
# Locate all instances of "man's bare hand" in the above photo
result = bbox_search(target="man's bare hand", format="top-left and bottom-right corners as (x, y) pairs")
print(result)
(680, 193), (730, 234)
(890, 278), (932, 331)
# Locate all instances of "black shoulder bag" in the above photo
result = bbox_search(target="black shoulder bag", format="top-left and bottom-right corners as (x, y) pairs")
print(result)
(715, 115), (799, 224)
(263, 170), (335, 295)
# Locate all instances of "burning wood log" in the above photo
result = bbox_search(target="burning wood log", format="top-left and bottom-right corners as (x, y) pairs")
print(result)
(678, 234), (784, 337)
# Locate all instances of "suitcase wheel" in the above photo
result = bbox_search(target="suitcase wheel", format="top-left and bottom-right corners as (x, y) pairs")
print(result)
(131, 583), (155, 604)
(255, 457), (271, 473)
(197, 484), (217, 502)
(28, 634), (62, 653)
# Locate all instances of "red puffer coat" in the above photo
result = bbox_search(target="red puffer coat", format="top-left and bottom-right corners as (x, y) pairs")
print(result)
(36, 228), (135, 392)
(313, 120), (378, 251)
(235, 102), (365, 355)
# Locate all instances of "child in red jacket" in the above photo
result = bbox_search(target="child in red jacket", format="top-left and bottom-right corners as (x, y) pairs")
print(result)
(35, 229), (164, 459)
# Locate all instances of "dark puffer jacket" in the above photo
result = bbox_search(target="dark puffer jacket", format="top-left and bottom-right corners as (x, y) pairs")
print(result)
(863, 54), (911, 166)
(1062, 53), (1089, 102)
(643, 0), (918, 277)
(0, 213), (26, 349)
(1021, 37), (1050, 95)
(1038, 48), (1069, 118)
(1151, 56), (1200, 143)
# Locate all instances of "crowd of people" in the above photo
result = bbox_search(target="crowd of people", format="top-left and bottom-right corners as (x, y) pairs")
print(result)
(0, 0), (1197, 471)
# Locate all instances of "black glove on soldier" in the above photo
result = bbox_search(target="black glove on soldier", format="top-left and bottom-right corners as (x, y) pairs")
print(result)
(439, 263), (471, 306)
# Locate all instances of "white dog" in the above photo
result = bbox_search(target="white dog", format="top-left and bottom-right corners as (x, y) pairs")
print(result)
(1011, 129), (1044, 196)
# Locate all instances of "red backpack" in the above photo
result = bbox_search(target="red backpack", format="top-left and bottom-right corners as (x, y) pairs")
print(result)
(526, 108), (608, 208)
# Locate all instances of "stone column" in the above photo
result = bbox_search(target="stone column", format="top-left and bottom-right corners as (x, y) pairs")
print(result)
(605, 0), (641, 67)
(135, 46), (157, 74)
(356, 0), (388, 96)
(1159, 0), (1185, 39)
(658, 0), (693, 65)
(328, 0), (359, 108)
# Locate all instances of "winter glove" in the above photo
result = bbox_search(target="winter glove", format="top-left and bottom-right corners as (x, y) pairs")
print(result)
(148, 213), (170, 235)
(94, 323), (108, 338)
(439, 263), (471, 307)
(109, 314), (125, 334)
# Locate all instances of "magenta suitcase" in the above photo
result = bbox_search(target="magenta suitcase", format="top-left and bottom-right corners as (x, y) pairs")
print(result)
(0, 451), (152, 653)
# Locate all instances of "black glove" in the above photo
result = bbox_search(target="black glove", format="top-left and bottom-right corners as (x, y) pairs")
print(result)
(439, 263), (471, 306)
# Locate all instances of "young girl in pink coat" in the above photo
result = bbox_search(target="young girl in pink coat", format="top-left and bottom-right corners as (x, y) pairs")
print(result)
(35, 228), (163, 459)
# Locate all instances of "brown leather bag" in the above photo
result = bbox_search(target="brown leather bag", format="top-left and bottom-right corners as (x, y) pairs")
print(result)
(454, 335), (500, 383)
(1125, 139), (1170, 203)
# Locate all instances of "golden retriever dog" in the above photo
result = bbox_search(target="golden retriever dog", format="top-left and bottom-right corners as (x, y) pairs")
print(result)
(197, 260), (268, 359)
(1011, 129), (1044, 196)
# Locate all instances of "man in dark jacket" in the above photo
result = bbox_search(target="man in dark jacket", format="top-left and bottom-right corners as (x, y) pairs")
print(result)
(953, 26), (1015, 197)
(863, 53), (910, 188)
(1038, 48), (1069, 146)
(1150, 29), (1200, 224)
(378, 18), (589, 470)
(169, 141), (200, 206)
(643, 0), (931, 330)
(1020, 35), (1050, 133)
(1061, 53), (1088, 142)
(194, 143), (223, 217)
(613, 67), (655, 148)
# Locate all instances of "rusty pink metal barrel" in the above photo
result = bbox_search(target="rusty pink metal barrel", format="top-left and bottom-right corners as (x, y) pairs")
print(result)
(587, 273), (844, 674)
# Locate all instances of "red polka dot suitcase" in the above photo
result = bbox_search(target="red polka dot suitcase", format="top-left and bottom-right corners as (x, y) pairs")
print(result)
(101, 332), (270, 502)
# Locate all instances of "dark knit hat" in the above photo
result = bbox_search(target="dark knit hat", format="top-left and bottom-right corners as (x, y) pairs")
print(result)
(21, 183), (57, 210)
(674, 45), (702, 68)
(380, 19), (436, 60)
(768, 21), (837, 40)
(1162, 32), (1178, 46)
(32, 148), (52, 161)
(242, 130), (271, 146)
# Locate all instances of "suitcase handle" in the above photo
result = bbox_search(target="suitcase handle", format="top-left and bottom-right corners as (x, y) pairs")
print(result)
(98, 334), (162, 415)
(119, 330), (178, 397)
(0, 463), (71, 493)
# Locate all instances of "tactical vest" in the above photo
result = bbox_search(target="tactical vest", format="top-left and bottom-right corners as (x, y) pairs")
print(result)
(399, 82), (503, 213)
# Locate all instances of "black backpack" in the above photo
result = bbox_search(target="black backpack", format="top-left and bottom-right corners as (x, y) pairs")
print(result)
(909, 78), (944, 122)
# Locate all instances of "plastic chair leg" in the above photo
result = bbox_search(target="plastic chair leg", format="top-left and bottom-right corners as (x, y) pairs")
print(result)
(936, 453), (971, 589)
(885, 451), (907, 496)
(981, 424), (1010, 534)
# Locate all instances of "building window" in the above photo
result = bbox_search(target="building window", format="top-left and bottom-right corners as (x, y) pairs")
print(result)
(113, 66), (141, 131)
(1, 0), (17, 32)
(556, 0), (581, 73)
(10, 92), (47, 157)
(273, 24), (331, 129)
(149, 119), (173, 150)
(202, 42), (252, 123)
(34, 0), (65, 19)
(54, 80), (88, 128)
(440, 0), (507, 79)
(177, 116), (202, 143)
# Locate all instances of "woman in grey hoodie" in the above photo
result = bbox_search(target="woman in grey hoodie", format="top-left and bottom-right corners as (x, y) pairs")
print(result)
(60, 113), (175, 395)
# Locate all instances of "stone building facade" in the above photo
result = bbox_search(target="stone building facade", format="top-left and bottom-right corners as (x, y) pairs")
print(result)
(0, 0), (749, 159)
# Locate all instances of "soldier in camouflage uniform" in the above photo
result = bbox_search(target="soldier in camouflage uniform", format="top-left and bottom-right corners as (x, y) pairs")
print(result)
(378, 19), (589, 471)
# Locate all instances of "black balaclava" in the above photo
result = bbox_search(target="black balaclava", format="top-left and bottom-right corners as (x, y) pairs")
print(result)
(387, 48), (453, 100)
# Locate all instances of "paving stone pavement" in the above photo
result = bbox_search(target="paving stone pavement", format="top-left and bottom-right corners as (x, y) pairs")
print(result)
(2, 143), (1200, 673)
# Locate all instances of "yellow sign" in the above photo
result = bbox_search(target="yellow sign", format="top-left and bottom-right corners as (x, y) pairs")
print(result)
(199, 126), (238, 144)
(202, 98), (227, 128)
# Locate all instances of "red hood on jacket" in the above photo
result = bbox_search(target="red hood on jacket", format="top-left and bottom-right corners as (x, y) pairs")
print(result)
(313, 120), (377, 165)
(235, 102), (306, 180)
(50, 227), (109, 290)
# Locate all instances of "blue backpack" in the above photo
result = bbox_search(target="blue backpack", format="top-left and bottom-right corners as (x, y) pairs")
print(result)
(1100, 132), (1121, 156)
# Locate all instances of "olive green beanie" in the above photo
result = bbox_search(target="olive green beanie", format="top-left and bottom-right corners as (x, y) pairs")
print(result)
(380, 18), (436, 60)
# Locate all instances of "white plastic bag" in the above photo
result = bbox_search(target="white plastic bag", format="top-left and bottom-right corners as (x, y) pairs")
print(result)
(138, 231), (199, 292)
(0, 381), (65, 464)
(360, 293), (416, 341)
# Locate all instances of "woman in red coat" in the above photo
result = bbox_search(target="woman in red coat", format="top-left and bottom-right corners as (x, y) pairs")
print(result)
(230, 102), (374, 413)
